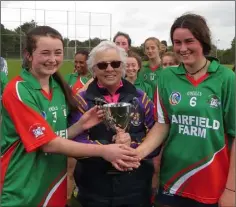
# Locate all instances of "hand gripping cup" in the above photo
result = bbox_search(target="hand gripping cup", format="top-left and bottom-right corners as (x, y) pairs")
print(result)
(94, 97), (139, 174)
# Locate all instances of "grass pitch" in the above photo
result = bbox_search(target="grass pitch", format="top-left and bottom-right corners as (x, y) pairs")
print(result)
(5, 59), (234, 80)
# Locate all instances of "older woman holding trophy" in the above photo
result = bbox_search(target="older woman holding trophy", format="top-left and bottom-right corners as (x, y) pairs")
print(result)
(68, 41), (161, 207)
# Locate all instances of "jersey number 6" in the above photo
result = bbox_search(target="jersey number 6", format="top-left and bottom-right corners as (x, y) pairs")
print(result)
(190, 97), (197, 107)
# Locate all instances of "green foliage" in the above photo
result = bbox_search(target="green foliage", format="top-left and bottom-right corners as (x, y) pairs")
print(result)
(1, 21), (235, 65)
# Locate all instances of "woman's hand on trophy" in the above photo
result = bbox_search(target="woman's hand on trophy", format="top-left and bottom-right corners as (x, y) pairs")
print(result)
(101, 144), (140, 171)
(79, 105), (105, 131)
(113, 127), (131, 146)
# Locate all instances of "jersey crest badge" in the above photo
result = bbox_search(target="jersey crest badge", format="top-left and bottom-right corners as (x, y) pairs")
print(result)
(169, 92), (181, 105)
(29, 124), (46, 139)
(144, 74), (148, 81)
(149, 73), (156, 81)
(208, 94), (221, 108)
(130, 112), (141, 126)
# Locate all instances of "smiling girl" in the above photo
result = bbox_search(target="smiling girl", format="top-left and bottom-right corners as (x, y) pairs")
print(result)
(136, 13), (235, 207)
(126, 51), (153, 100)
(138, 37), (163, 95)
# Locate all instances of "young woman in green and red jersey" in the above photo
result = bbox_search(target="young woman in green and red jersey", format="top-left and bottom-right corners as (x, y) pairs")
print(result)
(125, 51), (153, 101)
(137, 37), (164, 205)
(138, 37), (163, 95)
(0, 26), (140, 207)
(64, 50), (92, 95)
(136, 13), (235, 207)
(161, 52), (180, 69)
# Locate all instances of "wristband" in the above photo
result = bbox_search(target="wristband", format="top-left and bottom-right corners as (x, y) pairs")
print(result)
(226, 187), (235, 192)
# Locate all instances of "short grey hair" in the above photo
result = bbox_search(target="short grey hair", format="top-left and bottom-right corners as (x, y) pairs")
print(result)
(87, 41), (127, 78)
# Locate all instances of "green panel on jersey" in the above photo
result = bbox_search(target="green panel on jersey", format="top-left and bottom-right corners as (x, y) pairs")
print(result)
(1, 71), (8, 95)
(64, 72), (91, 87)
(1, 69), (69, 206)
(138, 62), (163, 94)
(134, 78), (153, 100)
(157, 58), (235, 199)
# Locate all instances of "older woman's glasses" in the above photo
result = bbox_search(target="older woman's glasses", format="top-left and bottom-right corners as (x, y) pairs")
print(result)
(95, 61), (122, 70)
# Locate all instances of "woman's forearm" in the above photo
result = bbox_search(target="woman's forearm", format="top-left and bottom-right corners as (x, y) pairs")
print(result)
(67, 120), (84, 139)
(137, 122), (169, 159)
(41, 137), (104, 157)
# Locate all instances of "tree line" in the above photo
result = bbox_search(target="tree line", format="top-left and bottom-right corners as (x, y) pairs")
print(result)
(1, 20), (235, 64)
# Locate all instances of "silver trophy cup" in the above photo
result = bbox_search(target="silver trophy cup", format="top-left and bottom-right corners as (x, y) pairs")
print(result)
(102, 102), (133, 132)
(94, 97), (139, 174)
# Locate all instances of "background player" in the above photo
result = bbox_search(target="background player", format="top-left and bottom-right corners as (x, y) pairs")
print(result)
(161, 51), (180, 68)
(64, 50), (92, 95)
(113, 31), (132, 53)
(125, 51), (153, 100)
(138, 37), (163, 95)
(135, 13), (235, 207)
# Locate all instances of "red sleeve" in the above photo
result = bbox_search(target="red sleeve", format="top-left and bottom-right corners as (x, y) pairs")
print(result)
(2, 81), (57, 152)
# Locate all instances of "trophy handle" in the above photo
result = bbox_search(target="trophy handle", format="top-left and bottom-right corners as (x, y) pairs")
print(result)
(132, 97), (139, 110)
(94, 97), (108, 105)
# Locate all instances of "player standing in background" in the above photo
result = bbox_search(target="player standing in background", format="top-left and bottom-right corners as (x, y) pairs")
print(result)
(161, 51), (180, 68)
(0, 71), (8, 96)
(160, 40), (168, 58)
(0, 26), (140, 207)
(135, 13), (235, 207)
(64, 50), (92, 95)
(137, 37), (164, 205)
(113, 31), (132, 53)
(125, 51), (153, 100)
(0, 57), (8, 76)
(138, 37), (163, 95)
(64, 50), (94, 204)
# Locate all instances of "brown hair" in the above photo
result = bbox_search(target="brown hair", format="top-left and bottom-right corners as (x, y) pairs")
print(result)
(113, 31), (132, 47)
(144, 37), (161, 51)
(127, 51), (142, 69)
(162, 52), (180, 65)
(24, 26), (77, 111)
(75, 49), (89, 59)
(170, 13), (212, 56)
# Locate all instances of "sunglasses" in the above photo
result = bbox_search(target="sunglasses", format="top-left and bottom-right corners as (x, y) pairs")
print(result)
(95, 61), (122, 70)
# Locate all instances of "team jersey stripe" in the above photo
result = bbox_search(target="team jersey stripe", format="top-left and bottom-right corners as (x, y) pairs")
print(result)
(15, 80), (24, 101)
(0, 140), (20, 191)
(145, 108), (150, 116)
(155, 87), (165, 123)
(141, 92), (147, 104)
(168, 145), (226, 195)
(74, 93), (87, 111)
(159, 97), (169, 124)
(42, 173), (67, 207)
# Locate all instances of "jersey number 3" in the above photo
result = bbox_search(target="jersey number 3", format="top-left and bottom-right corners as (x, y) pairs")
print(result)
(190, 97), (197, 107)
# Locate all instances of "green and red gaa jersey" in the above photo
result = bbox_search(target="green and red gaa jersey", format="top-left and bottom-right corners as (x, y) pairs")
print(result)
(138, 62), (163, 94)
(64, 73), (91, 94)
(155, 58), (235, 204)
(133, 78), (153, 101)
(1, 71), (8, 95)
(1, 69), (69, 207)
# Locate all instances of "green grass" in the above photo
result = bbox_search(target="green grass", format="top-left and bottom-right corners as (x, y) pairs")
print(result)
(5, 59), (234, 80)
(7, 59), (74, 80)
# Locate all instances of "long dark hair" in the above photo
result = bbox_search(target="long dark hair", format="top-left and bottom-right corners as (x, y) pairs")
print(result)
(170, 13), (212, 56)
(24, 26), (77, 111)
